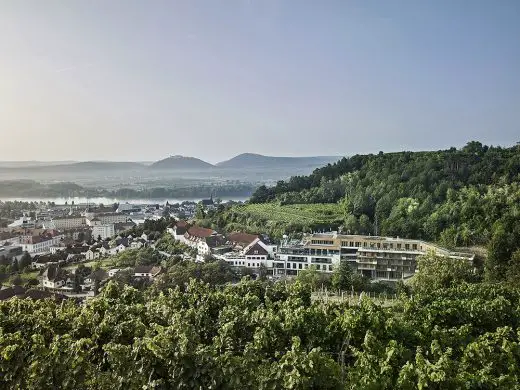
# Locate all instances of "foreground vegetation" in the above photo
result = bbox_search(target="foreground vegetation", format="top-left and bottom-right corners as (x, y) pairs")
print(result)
(1, 266), (520, 389)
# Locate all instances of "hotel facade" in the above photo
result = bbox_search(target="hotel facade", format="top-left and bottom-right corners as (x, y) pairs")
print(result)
(275, 232), (474, 281)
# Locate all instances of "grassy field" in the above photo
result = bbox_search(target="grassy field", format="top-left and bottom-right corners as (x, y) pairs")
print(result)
(63, 258), (116, 271)
(19, 271), (39, 283)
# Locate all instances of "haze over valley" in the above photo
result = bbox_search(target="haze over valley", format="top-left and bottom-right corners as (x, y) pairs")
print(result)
(0, 154), (342, 200)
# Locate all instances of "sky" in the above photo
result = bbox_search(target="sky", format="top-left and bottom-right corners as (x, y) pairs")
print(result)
(0, 0), (519, 163)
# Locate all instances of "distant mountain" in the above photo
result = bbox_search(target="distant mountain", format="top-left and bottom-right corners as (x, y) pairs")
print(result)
(0, 161), (146, 174)
(56, 161), (146, 170)
(149, 155), (215, 170)
(0, 161), (77, 168)
(216, 153), (342, 169)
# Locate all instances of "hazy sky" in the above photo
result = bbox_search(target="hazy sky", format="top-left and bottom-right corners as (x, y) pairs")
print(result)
(1, 1), (519, 163)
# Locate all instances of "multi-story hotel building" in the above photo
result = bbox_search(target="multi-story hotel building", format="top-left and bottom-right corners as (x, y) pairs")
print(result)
(275, 232), (474, 281)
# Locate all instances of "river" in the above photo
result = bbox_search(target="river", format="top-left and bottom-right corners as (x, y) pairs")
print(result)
(0, 196), (249, 205)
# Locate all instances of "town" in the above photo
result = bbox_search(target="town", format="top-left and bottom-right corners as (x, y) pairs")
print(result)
(0, 198), (474, 301)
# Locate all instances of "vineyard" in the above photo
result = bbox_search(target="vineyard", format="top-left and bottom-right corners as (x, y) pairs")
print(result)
(213, 203), (344, 237)
(2, 278), (520, 389)
(238, 203), (343, 224)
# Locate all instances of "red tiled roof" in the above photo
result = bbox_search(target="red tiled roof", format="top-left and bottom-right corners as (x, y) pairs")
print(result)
(227, 232), (259, 246)
(187, 226), (215, 238)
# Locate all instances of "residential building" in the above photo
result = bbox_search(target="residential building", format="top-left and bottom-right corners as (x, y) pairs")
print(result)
(8, 215), (36, 229)
(116, 203), (142, 213)
(134, 265), (163, 279)
(92, 224), (115, 241)
(0, 286), (67, 302)
(216, 238), (275, 274)
(48, 216), (85, 230)
(20, 233), (64, 254)
(85, 249), (101, 261)
(196, 235), (227, 261)
(0, 245), (23, 260)
(130, 239), (146, 249)
(178, 225), (226, 261)
(167, 220), (189, 241)
(110, 242), (128, 255)
(226, 232), (259, 249)
(108, 268), (121, 277)
(86, 213), (129, 226)
(98, 243), (111, 257)
(84, 269), (109, 286)
(40, 265), (69, 289)
(114, 221), (136, 234)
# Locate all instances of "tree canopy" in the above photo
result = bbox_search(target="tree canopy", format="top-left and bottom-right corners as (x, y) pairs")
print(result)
(2, 278), (520, 389)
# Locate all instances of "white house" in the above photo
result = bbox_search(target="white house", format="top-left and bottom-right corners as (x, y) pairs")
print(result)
(134, 265), (163, 279)
(108, 268), (121, 277)
(84, 269), (109, 286)
(99, 245), (110, 257)
(130, 239), (145, 249)
(40, 266), (68, 289)
(85, 249), (101, 261)
(216, 238), (275, 272)
(109, 243), (127, 256)
(21, 235), (64, 254)
(168, 221), (190, 242)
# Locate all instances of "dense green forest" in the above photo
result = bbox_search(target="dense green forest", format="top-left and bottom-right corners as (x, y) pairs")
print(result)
(2, 254), (520, 389)
(203, 142), (520, 280)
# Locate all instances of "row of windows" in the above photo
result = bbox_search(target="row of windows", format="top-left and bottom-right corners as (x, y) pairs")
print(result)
(288, 256), (307, 262)
(287, 262), (333, 271)
(311, 257), (332, 264)
(311, 240), (334, 245)
(232, 261), (263, 267)
(341, 241), (420, 251)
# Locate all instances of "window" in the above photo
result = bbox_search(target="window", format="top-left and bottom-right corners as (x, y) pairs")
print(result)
(254, 250), (258, 254)
(311, 239), (334, 245)
(328, 265), (332, 271)
(292, 263), (296, 269)
(397, 244), (401, 249)
(405, 244), (410, 250)
(412, 244), (417, 250)
(298, 263), (302, 269)
(316, 264), (321, 270)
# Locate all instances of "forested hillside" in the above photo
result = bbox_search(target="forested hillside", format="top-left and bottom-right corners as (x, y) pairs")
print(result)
(203, 142), (520, 280)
